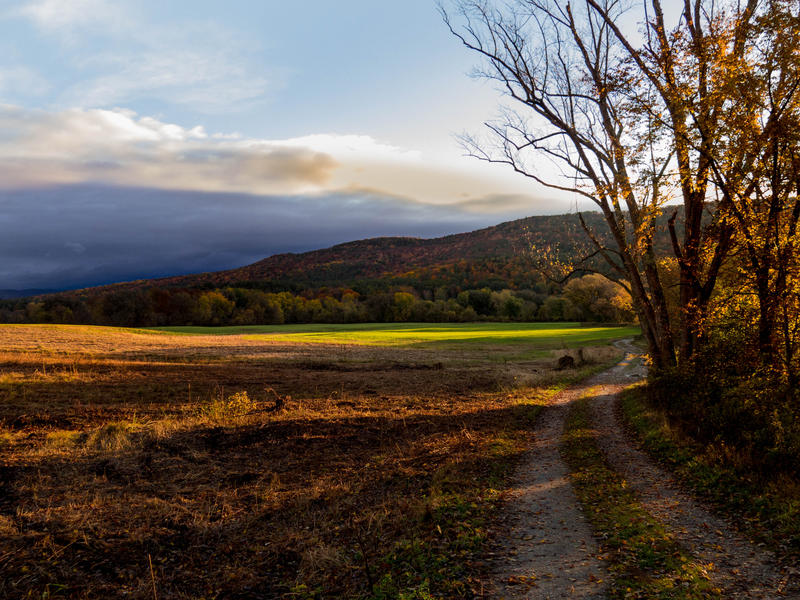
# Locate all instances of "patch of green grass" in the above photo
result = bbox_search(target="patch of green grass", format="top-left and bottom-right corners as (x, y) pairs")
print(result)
(149, 322), (640, 348)
(563, 395), (722, 599)
(620, 385), (800, 555)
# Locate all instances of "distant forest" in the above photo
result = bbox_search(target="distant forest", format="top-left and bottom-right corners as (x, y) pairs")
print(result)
(0, 213), (639, 327)
(0, 272), (634, 327)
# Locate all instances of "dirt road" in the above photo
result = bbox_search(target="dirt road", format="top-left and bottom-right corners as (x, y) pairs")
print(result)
(490, 341), (797, 599)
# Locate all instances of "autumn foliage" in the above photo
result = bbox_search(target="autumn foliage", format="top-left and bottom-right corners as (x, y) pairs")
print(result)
(445, 0), (800, 473)
(446, 0), (800, 377)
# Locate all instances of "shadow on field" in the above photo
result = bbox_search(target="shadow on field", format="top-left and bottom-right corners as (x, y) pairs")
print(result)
(0, 359), (507, 430)
(1, 402), (541, 599)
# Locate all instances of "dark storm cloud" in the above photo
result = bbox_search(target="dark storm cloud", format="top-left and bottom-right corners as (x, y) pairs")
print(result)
(0, 184), (512, 290)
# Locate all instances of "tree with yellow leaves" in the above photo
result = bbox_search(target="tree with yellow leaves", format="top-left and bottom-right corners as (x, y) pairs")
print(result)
(443, 0), (798, 374)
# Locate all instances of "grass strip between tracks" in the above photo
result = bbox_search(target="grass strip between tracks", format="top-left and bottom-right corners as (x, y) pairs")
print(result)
(619, 384), (800, 559)
(562, 393), (722, 599)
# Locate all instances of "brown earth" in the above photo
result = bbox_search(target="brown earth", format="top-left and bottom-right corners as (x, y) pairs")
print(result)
(0, 324), (614, 599)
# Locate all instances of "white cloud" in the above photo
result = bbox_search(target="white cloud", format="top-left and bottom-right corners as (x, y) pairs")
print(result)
(14, 0), (273, 114)
(16, 0), (119, 31)
(0, 106), (336, 193)
(267, 134), (421, 162)
(0, 105), (558, 215)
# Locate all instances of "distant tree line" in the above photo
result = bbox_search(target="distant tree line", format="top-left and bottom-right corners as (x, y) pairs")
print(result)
(0, 273), (634, 327)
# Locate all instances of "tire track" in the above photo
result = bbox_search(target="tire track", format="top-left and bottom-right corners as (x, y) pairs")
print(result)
(489, 374), (612, 599)
(589, 341), (799, 598)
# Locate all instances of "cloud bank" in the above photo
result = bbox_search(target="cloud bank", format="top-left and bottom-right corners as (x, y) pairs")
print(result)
(0, 105), (557, 213)
(0, 185), (503, 290)
(0, 106), (579, 290)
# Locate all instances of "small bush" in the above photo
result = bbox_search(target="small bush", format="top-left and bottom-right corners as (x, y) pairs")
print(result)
(204, 390), (256, 421)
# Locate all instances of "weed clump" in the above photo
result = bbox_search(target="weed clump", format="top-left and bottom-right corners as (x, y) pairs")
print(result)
(46, 430), (84, 449)
(204, 390), (256, 421)
(87, 421), (137, 451)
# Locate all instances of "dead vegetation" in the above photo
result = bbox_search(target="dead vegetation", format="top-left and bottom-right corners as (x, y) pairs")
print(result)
(0, 325), (619, 598)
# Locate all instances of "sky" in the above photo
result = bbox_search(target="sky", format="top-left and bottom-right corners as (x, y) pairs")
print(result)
(0, 0), (586, 291)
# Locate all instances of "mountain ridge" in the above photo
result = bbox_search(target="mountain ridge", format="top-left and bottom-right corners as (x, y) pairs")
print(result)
(64, 212), (610, 296)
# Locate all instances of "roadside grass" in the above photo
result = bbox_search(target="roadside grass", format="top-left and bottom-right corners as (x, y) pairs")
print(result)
(619, 385), (800, 557)
(563, 395), (722, 599)
(0, 323), (621, 599)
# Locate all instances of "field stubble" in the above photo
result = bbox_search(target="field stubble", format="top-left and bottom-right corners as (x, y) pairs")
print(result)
(0, 324), (623, 599)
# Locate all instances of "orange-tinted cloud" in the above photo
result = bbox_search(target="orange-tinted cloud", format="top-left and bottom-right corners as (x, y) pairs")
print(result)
(0, 105), (569, 215)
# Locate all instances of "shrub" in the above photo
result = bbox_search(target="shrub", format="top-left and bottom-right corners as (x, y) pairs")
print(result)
(649, 326), (800, 476)
(87, 421), (137, 452)
(204, 390), (256, 421)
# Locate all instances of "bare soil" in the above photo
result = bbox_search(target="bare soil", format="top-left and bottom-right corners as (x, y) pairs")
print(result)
(489, 380), (607, 599)
(0, 324), (614, 599)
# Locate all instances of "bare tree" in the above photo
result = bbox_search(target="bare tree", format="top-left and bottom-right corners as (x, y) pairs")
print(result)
(442, 0), (762, 370)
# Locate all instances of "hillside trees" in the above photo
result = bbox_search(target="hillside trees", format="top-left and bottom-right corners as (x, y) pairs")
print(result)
(563, 274), (634, 322)
(442, 0), (777, 370)
(707, 0), (800, 374)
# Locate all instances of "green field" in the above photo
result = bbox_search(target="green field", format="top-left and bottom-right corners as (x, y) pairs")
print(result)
(151, 321), (640, 348)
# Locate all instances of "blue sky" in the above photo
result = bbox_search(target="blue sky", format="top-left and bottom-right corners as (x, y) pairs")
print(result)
(0, 0), (582, 290)
(1, 1), (501, 146)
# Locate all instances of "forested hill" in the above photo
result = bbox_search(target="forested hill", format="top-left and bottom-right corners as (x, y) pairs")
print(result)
(71, 211), (619, 295)
(3, 210), (679, 326)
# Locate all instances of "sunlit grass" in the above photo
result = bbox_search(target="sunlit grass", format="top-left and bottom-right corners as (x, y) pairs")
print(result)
(151, 322), (640, 348)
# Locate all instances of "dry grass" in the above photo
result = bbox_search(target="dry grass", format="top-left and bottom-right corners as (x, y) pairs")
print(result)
(0, 324), (621, 599)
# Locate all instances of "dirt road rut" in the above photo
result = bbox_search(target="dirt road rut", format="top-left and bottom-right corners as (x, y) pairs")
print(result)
(489, 341), (798, 599)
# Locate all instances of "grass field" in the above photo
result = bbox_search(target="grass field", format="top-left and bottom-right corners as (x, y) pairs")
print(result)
(0, 323), (633, 598)
(153, 321), (641, 351)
